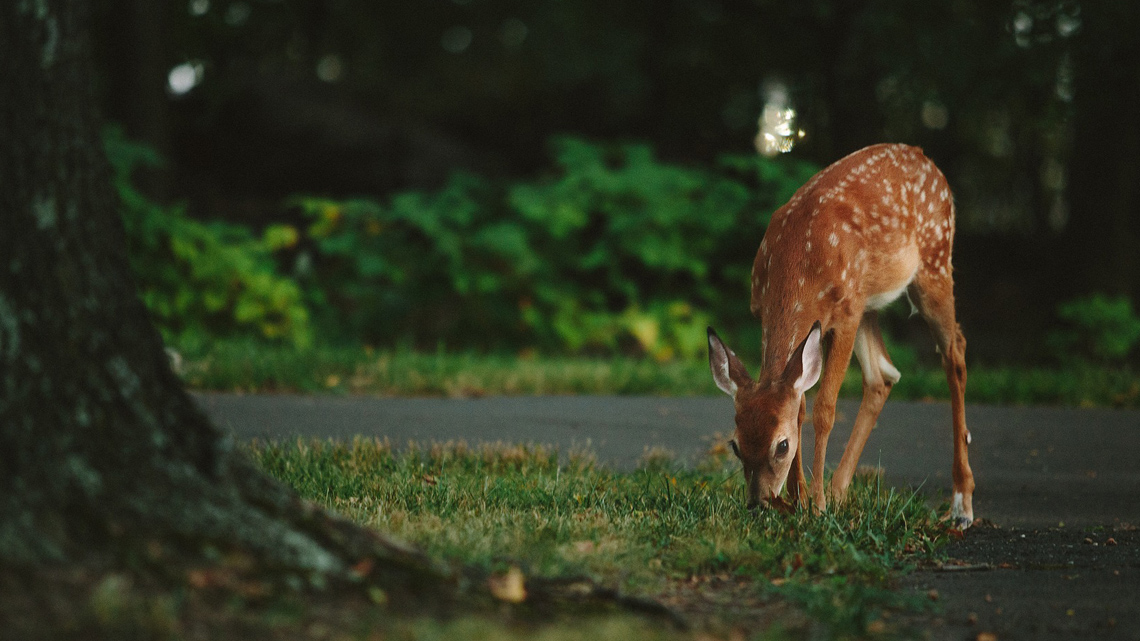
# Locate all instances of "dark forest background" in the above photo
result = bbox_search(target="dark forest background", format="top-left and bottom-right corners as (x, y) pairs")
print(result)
(89, 0), (1140, 366)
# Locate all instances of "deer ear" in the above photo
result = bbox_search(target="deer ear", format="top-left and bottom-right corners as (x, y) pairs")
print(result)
(708, 327), (752, 397)
(785, 321), (823, 396)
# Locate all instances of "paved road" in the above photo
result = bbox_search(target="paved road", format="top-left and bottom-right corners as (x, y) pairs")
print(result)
(197, 393), (1140, 528)
(196, 393), (1140, 639)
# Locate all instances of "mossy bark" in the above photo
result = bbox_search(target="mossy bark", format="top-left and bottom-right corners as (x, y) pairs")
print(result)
(0, 0), (454, 601)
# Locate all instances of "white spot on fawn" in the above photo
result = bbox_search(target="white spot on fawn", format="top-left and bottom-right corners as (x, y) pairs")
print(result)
(828, 232), (839, 247)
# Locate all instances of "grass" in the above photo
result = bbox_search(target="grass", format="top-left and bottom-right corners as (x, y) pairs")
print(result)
(248, 437), (953, 639)
(179, 341), (704, 397)
(178, 339), (1140, 407)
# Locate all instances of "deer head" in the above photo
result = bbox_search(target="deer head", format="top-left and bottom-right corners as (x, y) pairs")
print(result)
(707, 322), (822, 509)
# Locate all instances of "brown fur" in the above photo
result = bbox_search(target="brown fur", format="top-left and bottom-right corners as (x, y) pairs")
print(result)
(715, 144), (975, 525)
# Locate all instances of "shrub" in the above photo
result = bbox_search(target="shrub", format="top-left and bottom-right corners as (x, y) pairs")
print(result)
(105, 127), (311, 349)
(289, 137), (817, 357)
(1048, 294), (1140, 365)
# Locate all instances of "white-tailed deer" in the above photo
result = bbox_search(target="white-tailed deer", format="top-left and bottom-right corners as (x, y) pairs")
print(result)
(708, 143), (975, 528)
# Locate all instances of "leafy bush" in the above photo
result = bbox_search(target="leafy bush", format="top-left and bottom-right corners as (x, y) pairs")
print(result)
(105, 127), (311, 349)
(290, 137), (817, 357)
(1048, 294), (1140, 365)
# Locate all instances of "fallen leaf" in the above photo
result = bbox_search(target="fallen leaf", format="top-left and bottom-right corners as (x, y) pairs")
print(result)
(768, 496), (796, 513)
(350, 557), (374, 579)
(145, 540), (164, 561)
(976, 633), (998, 641)
(187, 568), (228, 589)
(1107, 537), (1118, 546)
(236, 580), (270, 599)
(421, 474), (438, 486)
(488, 566), (527, 603)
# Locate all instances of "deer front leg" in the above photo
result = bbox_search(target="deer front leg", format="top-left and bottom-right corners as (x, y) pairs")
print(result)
(810, 324), (858, 512)
(787, 395), (808, 507)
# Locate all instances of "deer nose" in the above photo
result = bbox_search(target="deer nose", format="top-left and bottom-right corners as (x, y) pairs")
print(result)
(747, 495), (772, 511)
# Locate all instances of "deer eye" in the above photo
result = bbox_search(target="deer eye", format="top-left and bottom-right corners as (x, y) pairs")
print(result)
(776, 438), (789, 457)
(729, 439), (741, 459)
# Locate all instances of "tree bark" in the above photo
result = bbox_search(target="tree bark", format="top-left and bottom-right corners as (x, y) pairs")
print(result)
(0, 5), (688, 632)
(0, 0), (453, 600)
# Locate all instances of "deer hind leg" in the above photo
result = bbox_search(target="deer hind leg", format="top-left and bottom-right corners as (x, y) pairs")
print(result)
(810, 320), (859, 513)
(908, 276), (975, 528)
(830, 311), (898, 504)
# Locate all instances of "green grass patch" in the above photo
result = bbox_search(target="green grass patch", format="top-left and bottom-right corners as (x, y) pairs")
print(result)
(249, 438), (951, 638)
(180, 339), (1140, 407)
(179, 340), (712, 396)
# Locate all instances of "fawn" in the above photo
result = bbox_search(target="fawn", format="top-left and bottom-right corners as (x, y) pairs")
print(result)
(707, 143), (975, 528)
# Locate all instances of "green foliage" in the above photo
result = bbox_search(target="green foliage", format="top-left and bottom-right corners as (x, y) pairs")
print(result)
(291, 137), (817, 357)
(178, 339), (1140, 407)
(1048, 294), (1140, 365)
(250, 438), (947, 637)
(105, 127), (311, 348)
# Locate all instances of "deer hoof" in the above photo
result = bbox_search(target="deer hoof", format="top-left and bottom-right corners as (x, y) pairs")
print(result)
(948, 491), (974, 530)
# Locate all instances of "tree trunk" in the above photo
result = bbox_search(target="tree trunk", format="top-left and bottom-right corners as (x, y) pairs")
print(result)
(0, 0), (451, 599)
(0, 5), (686, 634)
(93, 0), (172, 199)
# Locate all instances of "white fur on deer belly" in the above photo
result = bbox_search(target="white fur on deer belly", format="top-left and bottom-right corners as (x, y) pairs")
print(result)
(866, 282), (909, 310)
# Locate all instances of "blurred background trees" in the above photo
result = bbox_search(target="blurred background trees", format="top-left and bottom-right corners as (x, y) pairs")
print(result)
(89, 0), (1140, 368)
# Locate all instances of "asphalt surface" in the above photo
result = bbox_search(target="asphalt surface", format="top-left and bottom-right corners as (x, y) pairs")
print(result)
(196, 393), (1140, 639)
